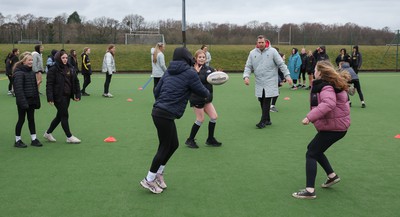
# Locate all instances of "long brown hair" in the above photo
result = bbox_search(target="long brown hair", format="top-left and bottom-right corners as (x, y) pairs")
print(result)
(315, 61), (350, 91)
(107, 44), (115, 56)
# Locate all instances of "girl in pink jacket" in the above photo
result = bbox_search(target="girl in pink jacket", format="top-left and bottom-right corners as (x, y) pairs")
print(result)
(292, 61), (351, 199)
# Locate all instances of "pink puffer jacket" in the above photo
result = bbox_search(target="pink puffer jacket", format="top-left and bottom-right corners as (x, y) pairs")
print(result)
(307, 85), (350, 131)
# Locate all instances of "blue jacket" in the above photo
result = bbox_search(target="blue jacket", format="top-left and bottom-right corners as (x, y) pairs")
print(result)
(288, 53), (302, 79)
(153, 60), (210, 119)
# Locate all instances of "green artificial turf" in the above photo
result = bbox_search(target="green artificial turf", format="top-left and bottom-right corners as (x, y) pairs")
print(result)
(0, 72), (399, 217)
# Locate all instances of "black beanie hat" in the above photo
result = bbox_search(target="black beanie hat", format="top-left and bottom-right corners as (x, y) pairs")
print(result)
(172, 47), (194, 66)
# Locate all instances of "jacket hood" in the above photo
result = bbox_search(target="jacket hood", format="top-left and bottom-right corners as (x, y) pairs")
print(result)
(51, 49), (58, 57)
(167, 60), (191, 75)
(319, 45), (326, 54)
(172, 47), (194, 66)
(54, 50), (68, 69)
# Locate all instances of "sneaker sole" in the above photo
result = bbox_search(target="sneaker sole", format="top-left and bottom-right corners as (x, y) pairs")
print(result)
(140, 180), (163, 194)
(321, 178), (341, 188)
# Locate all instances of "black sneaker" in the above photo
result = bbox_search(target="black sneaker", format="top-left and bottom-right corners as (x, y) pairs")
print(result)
(256, 121), (272, 129)
(14, 140), (27, 148)
(82, 92), (90, 96)
(292, 189), (316, 199)
(321, 175), (341, 188)
(31, 139), (43, 147)
(361, 103), (366, 108)
(206, 137), (222, 147)
(185, 138), (199, 149)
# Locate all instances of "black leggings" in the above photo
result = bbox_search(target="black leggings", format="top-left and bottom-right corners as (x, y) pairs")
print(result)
(8, 74), (14, 91)
(351, 79), (364, 102)
(299, 70), (306, 81)
(306, 131), (347, 188)
(150, 115), (179, 173)
(104, 74), (112, 94)
(81, 74), (91, 92)
(15, 107), (36, 136)
(153, 77), (161, 92)
(47, 96), (72, 137)
(258, 89), (272, 123)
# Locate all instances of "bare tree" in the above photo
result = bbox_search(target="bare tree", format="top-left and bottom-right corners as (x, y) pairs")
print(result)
(122, 14), (145, 32)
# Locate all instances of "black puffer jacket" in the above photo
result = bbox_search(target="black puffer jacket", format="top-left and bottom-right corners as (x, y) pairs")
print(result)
(13, 65), (40, 109)
(153, 47), (210, 119)
(46, 51), (81, 103)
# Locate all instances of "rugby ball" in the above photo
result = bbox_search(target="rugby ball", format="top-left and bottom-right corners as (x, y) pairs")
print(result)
(207, 71), (229, 85)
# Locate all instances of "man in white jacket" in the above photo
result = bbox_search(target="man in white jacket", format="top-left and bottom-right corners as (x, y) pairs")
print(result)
(243, 35), (292, 129)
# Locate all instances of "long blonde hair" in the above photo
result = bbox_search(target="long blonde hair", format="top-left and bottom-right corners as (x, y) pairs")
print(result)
(315, 61), (350, 91)
(13, 52), (32, 72)
(152, 42), (164, 64)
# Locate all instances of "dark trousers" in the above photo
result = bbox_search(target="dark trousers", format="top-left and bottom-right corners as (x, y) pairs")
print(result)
(306, 131), (347, 188)
(271, 96), (278, 106)
(47, 96), (72, 137)
(8, 74), (14, 91)
(258, 89), (272, 123)
(150, 115), (179, 173)
(153, 77), (161, 92)
(15, 107), (36, 136)
(81, 74), (91, 93)
(352, 66), (359, 74)
(104, 74), (112, 94)
(351, 79), (364, 101)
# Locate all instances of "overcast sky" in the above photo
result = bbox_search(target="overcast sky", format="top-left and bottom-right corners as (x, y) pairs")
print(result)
(1, 0), (399, 31)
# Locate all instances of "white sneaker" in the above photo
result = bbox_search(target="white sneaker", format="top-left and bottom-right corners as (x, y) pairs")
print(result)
(156, 173), (167, 189)
(107, 93), (113, 97)
(7, 91), (12, 95)
(66, 135), (81, 144)
(43, 132), (57, 142)
(140, 178), (163, 194)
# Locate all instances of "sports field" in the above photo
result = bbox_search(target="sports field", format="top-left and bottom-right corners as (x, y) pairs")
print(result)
(0, 72), (399, 217)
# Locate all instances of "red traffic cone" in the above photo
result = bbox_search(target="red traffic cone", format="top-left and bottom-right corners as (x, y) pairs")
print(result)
(395, 134), (400, 139)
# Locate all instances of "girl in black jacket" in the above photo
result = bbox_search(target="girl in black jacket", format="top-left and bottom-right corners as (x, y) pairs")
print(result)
(185, 49), (222, 148)
(13, 52), (42, 148)
(140, 47), (210, 194)
(44, 50), (81, 144)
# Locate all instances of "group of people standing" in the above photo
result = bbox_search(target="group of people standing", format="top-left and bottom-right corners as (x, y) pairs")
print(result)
(5, 44), (117, 148)
(285, 45), (365, 108)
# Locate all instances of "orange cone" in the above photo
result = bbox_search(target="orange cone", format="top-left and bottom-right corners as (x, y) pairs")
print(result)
(395, 134), (400, 139)
(104, 136), (117, 142)
(127, 98), (133, 102)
